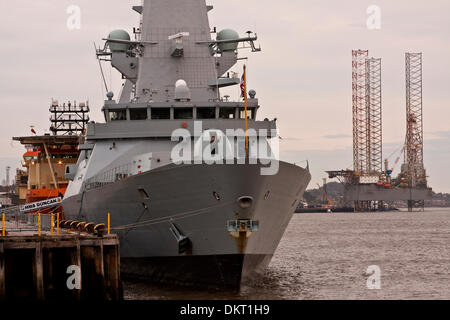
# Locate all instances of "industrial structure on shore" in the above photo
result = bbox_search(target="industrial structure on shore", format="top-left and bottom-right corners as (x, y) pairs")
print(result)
(327, 50), (432, 212)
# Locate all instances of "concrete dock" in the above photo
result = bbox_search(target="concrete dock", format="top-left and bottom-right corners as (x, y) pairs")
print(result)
(0, 219), (122, 300)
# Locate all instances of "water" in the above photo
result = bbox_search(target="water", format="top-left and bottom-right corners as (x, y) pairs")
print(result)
(123, 208), (450, 300)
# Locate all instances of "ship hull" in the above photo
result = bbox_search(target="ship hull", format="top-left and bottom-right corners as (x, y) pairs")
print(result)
(62, 162), (310, 288)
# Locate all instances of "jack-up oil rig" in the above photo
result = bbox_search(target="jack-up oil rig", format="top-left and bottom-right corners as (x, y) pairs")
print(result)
(327, 51), (432, 212)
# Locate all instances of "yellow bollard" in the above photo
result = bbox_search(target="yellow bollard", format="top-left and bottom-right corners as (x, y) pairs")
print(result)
(38, 213), (41, 236)
(2, 213), (5, 237)
(51, 213), (54, 236)
(108, 213), (111, 235)
(57, 213), (60, 236)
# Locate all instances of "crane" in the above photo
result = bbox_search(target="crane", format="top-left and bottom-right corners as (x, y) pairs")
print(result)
(317, 183), (333, 208)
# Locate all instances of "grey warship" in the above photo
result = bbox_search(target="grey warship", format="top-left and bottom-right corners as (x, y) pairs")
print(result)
(63, 0), (311, 288)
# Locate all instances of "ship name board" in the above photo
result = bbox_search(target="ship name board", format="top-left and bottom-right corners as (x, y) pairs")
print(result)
(20, 197), (62, 213)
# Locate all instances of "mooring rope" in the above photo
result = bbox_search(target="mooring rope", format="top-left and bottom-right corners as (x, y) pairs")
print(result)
(111, 200), (233, 231)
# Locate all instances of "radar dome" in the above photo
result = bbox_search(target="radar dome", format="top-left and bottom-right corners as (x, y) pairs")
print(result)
(175, 79), (187, 87)
(217, 29), (239, 52)
(106, 91), (114, 100)
(108, 29), (131, 53)
(175, 79), (191, 101)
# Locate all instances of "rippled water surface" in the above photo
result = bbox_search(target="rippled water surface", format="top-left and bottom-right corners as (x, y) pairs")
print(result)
(123, 208), (450, 300)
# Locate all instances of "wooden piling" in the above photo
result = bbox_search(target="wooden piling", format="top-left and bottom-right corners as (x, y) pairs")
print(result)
(103, 242), (121, 300)
(0, 242), (5, 300)
(74, 238), (82, 300)
(34, 242), (44, 300)
(80, 245), (104, 299)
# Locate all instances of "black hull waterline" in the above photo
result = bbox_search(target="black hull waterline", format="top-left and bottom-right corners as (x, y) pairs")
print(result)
(121, 254), (272, 289)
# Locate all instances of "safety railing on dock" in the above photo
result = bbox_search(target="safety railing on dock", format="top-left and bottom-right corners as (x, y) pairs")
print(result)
(1, 205), (20, 216)
(2, 211), (112, 237)
(2, 211), (51, 232)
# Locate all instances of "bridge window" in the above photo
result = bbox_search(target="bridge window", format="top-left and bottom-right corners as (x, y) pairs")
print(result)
(174, 108), (193, 119)
(130, 108), (148, 120)
(239, 108), (254, 120)
(109, 110), (127, 121)
(219, 108), (235, 119)
(196, 107), (216, 119)
(151, 108), (170, 120)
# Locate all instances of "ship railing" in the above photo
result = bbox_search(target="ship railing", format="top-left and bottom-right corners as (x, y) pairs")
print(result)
(84, 162), (135, 190)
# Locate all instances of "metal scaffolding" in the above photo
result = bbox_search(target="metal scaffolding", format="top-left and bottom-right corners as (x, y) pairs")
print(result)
(405, 53), (426, 188)
(49, 101), (90, 136)
(352, 50), (382, 175)
(405, 53), (425, 187)
(367, 58), (382, 174)
(352, 50), (370, 174)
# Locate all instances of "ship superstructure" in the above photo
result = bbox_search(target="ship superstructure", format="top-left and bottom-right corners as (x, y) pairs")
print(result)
(13, 100), (89, 212)
(63, 0), (311, 288)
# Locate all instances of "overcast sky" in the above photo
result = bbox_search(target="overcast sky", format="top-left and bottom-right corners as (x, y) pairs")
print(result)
(0, 0), (449, 192)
